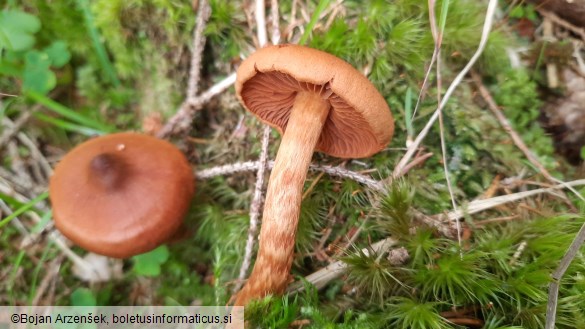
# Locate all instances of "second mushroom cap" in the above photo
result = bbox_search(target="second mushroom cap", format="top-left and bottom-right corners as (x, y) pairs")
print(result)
(49, 132), (194, 258)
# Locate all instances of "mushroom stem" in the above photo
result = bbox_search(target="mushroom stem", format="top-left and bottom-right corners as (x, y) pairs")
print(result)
(234, 91), (330, 305)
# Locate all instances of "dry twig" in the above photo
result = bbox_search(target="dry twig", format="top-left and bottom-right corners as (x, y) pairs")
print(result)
(392, 0), (499, 178)
(234, 126), (271, 293)
(32, 255), (64, 305)
(196, 160), (384, 192)
(187, 0), (212, 99)
(255, 0), (267, 47)
(270, 0), (281, 44)
(470, 70), (580, 212)
(427, 0), (464, 251)
(537, 9), (585, 43)
(445, 179), (585, 222)
(0, 106), (38, 150)
(157, 0), (217, 138)
(157, 73), (237, 138)
(546, 219), (585, 329)
(471, 71), (554, 178)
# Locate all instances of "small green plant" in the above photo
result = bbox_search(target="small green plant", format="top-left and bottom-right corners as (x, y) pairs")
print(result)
(342, 246), (409, 304)
(0, 10), (41, 53)
(0, 10), (71, 95)
(0, 8), (114, 136)
(132, 245), (170, 277)
(383, 297), (449, 329)
(70, 288), (97, 306)
(508, 3), (538, 22)
(493, 68), (556, 168)
(245, 296), (299, 328)
(377, 179), (415, 239)
(340, 211), (585, 328)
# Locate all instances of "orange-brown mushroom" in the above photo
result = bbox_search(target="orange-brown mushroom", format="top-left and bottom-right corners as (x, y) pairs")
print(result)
(49, 132), (194, 258)
(233, 44), (394, 305)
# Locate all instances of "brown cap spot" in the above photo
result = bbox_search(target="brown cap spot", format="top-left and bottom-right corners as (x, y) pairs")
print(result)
(236, 44), (394, 158)
(49, 132), (195, 258)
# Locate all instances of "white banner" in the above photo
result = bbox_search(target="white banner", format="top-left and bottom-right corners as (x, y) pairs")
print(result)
(0, 306), (244, 329)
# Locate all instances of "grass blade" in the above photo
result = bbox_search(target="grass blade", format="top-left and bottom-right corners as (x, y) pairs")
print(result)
(76, 0), (121, 87)
(0, 192), (49, 230)
(404, 87), (414, 139)
(28, 239), (55, 304)
(26, 90), (114, 132)
(438, 0), (450, 37)
(299, 0), (331, 45)
(7, 250), (26, 304)
(34, 113), (107, 136)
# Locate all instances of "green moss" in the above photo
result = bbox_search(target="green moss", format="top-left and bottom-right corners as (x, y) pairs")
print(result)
(3, 1), (584, 328)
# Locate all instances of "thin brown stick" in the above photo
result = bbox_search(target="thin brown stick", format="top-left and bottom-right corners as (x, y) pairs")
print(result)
(232, 0), (274, 295)
(392, 0), (498, 178)
(470, 71), (554, 181)
(543, 18), (559, 88)
(234, 126), (271, 293)
(509, 241), (527, 266)
(402, 151), (434, 172)
(32, 255), (64, 305)
(255, 0), (268, 47)
(270, 0), (281, 44)
(381, 152), (433, 187)
(546, 220), (585, 329)
(15, 131), (53, 183)
(537, 9), (585, 42)
(157, 0), (216, 138)
(446, 179), (585, 222)
(0, 106), (38, 150)
(187, 0), (212, 99)
(196, 160), (384, 192)
(157, 73), (236, 138)
(428, 0), (463, 250)
(473, 215), (520, 227)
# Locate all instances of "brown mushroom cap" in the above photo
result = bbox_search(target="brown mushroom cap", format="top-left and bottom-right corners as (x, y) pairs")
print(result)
(49, 132), (194, 258)
(236, 44), (394, 158)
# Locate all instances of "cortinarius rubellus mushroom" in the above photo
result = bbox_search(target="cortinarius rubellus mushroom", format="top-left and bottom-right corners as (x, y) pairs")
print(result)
(233, 44), (394, 305)
(49, 132), (194, 258)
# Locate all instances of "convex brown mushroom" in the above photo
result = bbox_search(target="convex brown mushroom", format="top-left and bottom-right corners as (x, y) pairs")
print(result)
(49, 132), (194, 258)
(233, 44), (394, 305)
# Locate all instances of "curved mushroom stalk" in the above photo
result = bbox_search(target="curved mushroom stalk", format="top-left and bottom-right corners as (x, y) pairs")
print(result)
(234, 92), (330, 305)
(233, 44), (394, 305)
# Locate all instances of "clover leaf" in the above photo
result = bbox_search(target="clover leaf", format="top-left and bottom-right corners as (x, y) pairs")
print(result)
(132, 245), (170, 277)
(70, 287), (97, 306)
(44, 41), (71, 68)
(23, 50), (56, 95)
(0, 10), (41, 52)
